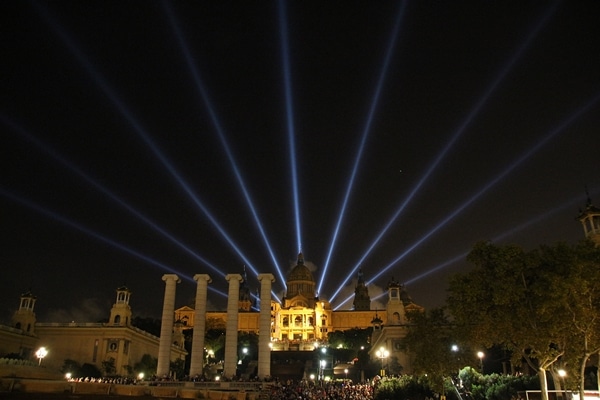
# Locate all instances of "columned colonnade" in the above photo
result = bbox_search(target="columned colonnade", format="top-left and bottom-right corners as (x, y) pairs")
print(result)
(156, 272), (275, 379)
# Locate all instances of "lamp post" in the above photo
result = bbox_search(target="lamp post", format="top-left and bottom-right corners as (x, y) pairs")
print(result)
(36, 347), (48, 366)
(344, 368), (348, 380)
(376, 346), (389, 377)
(477, 351), (484, 374)
(320, 347), (327, 382)
(558, 369), (567, 400)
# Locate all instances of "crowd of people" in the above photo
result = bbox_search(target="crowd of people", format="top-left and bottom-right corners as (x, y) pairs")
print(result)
(266, 379), (374, 400)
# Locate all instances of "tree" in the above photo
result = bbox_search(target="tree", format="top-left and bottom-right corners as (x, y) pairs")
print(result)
(61, 359), (81, 377)
(80, 363), (102, 378)
(102, 358), (116, 375)
(447, 241), (598, 400)
(400, 308), (468, 395)
(540, 240), (600, 400)
(134, 354), (157, 378)
(374, 375), (435, 400)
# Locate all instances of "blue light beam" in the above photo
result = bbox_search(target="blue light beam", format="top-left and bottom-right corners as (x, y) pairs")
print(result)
(329, 1), (559, 303)
(33, 3), (279, 301)
(1, 115), (226, 280)
(333, 92), (600, 309)
(0, 187), (194, 283)
(162, 2), (287, 290)
(278, 0), (302, 253)
(403, 191), (596, 285)
(318, 1), (408, 296)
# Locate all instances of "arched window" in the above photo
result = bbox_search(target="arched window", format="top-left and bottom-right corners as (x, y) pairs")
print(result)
(114, 315), (121, 324)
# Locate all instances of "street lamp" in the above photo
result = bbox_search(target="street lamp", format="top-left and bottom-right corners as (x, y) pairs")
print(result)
(36, 347), (48, 366)
(477, 351), (484, 373)
(558, 369), (567, 400)
(344, 368), (348, 380)
(376, 346), (389, 377)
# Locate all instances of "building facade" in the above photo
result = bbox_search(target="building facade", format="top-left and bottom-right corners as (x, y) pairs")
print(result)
(174, 252), (424, 372)
(1, 286), (186, 376)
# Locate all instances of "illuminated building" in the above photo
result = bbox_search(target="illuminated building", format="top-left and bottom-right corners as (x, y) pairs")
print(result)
(2, 286), (186, 376)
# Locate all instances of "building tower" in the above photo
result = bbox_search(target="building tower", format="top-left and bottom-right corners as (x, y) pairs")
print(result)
(578, 190), (600, 246)
(11, 290), (37, 335)
(108, 285), (132, 326)
(353, 269), (371, 310)
(386, 277), (405, 325)
(239, 266), (252, 311)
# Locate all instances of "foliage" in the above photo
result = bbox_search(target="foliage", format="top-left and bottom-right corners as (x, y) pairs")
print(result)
(102, 358), (116, 375)
(170, 358), (185, 380)
(373, 375), (434, 400)
(543, 240), (600, 398)
(447, 240), (600, 400)
(387, 356), (403, 376)
(80, 363), (102, 378)
(328, 328), (372, 350)
(400, 307), (468, 393)
(61, 359), (81, 376)
(458, 367), (539, 400)
(205, 328), (226, 361)
(448, 242), (563, 399)
(134, 353), (157, 377)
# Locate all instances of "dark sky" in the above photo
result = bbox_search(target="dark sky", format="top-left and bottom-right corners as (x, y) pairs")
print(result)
(2, 1), (599, 323)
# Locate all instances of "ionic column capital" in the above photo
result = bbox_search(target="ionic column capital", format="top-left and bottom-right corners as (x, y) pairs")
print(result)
(162, 274), (181, 284)
(193, 274), (212, 284)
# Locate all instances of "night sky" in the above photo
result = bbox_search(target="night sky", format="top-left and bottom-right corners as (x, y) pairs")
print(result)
(2, 1), (599, 323)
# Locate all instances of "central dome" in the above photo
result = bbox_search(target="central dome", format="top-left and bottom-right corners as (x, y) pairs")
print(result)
(285, 252), (316, 302)
(288, 252), (314, 282)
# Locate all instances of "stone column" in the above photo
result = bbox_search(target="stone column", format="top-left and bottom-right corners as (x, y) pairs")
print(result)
(157, 274), (180, 377)
(189, 274), (212, 377)
(223, 274), (242, 378)
(257, 273), (275, 379)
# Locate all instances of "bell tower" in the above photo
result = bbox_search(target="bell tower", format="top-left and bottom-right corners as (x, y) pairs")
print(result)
(239, 265), (252, 311)
(578, 190), (600, 246)
(353, 269), (371, 311)
(11, 290), (37, 335)
(386, 277), (406, 325)
(108, 285), (132, 326)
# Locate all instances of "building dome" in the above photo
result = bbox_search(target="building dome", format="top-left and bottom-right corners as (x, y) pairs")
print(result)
(288, 253), (315, 283)
(285, 252), (316, 301)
